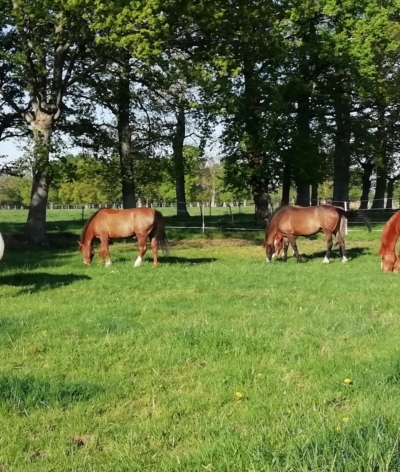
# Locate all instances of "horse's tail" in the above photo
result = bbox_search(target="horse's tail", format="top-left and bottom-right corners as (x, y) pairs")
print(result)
(153, 210), (169, 255)
(0, 233), (4, 261)
(337, 209), (372, 233)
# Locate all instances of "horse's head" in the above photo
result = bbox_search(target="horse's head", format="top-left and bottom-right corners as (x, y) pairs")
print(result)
(380, 252), (396, 272)
(265, 242), (274, 262)
(78, 241), (94, 265)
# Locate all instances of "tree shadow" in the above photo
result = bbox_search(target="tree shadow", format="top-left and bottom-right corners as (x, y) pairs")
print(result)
(0, 272), (91, 295)
(163, 256), (217, 265)
(275, 247), (368, 263)
(0, 374), (103, 413)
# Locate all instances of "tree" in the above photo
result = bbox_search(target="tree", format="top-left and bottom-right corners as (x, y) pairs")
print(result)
(0, 0), (104, 243)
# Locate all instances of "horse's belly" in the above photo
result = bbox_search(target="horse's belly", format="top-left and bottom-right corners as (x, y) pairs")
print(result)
(108, 228), (134, 239)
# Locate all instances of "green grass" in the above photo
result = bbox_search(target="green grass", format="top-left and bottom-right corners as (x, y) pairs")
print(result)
(1, 212), (400, 470)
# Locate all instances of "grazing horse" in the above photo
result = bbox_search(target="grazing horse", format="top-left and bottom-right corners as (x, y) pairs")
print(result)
(265, 204), (372, 263)
(378, 211), (400, 272)
(0, 233), (4, 261)
(78, 208), (168, 267)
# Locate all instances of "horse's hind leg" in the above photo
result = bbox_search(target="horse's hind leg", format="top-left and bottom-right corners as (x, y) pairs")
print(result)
(323, 231), (333, 263)
(335, 231), (348, 263)
(134, 234), (147, 267)
(150, 236), (158, 267)
(286, 234), (300, 262)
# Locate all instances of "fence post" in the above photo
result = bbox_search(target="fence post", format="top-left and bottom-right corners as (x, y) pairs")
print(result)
(200, 204), (205, 234)
(344, 201), (348, 236)
(81, 206), (85, 221)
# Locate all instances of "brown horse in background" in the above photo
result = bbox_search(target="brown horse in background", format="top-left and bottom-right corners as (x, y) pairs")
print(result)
(78, 208), (168, 267)
(265, 204), (372, 263)
(378, 211), (400, 272)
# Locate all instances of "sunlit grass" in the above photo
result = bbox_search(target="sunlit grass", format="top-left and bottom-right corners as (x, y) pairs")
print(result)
(1, 213), (400, 470)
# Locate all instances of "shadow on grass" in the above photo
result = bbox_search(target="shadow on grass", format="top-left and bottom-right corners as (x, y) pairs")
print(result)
(274, 247), (368, 263)
(163, 256), (217, 265)
(0, 272), (91, 295)
(0, 375), (102, 413)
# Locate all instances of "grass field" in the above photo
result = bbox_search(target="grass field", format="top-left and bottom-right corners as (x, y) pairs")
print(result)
(1, 210), (400, 471)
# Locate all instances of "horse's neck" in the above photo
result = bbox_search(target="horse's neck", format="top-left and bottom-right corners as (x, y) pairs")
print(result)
(380, 217), (400, 254)
(267, 223), (278, 244)
(84, 226), (94, 246)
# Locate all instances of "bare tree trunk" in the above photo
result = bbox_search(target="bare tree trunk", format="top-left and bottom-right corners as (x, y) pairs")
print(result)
(172, 105), (190, 217)
(386, 178), (395, 210)
(296, 183), (310, 206)
(332, 81), (351, 206)
(253, 184), (270, 223)
(359, 162), (374, 210)
(117, 53), (136, 209)
(311, 182), (318, 206)
(281, 156), (292, 205)
(25, 123), (52, 245)
(372, 103), (387, 210)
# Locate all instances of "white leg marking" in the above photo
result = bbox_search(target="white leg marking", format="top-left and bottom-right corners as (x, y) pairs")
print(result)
(105, 260), (112, 267)
(272, 253), (276, 259)
(342, 256), (348, 263)
(381, 260), (383, 270)
(134, 256), (142, 267)
(323, 256), (330, 264)
(266, 257), (270, 263)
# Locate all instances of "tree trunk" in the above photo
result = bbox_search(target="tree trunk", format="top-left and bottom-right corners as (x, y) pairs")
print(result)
(172, 105), (190, 217)
(332, 81), (351, 206)
(386, 178), (395, 210)
(281, 156), (292, 205)
(25, 124), (52, 245)
(359, 162), (374, 210)
(117, 54), (136, 209)
(253, 184), (270, 223)
(296, 183), (310, 206)
(311, 182), (318, 206)
(372, 103), (387, 210)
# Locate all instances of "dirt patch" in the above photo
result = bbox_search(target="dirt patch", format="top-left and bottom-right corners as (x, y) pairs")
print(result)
(168, 238), (264, 249)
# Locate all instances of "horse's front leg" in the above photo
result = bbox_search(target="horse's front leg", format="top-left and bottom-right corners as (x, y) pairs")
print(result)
(134, 234), (147, 267)
(283, 238), (290, 261)
(286, 234), (300, 262)
(323, 231), (333, 263)
(100, 237), (111, 267)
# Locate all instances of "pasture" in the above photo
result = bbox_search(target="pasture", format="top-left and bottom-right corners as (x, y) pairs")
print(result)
(1, 209), (400, 471)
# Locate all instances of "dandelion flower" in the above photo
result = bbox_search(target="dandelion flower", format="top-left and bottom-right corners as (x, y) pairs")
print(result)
(335, 426), (341, 432)
(342, 417), (349, 423)
(344, 378), (352, 384)
(235, 391), (243, 399)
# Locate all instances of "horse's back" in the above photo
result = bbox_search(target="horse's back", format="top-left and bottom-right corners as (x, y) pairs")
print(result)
(93, 208), (156, 238)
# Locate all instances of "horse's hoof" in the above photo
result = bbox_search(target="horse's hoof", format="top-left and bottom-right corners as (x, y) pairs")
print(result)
(342, 257), (348, 263)
(105, 261), (112, 267)
(323, 257), (330, 264)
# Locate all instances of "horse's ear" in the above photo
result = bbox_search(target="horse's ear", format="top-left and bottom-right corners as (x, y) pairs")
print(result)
(77, 241), (83, 248)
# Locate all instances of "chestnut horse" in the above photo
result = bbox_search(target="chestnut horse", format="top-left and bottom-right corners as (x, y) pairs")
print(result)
(0, 233), (4, 261)
(265, 204), (372, 263)
(378, 211), (400, 272)
(78, 208), (168, 267)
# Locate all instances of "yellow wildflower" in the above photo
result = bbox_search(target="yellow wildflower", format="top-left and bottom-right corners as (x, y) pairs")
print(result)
(335, 426), (341, 432)
(235, 391), (243, 399)
(342, 417), (350, 423)
(344, 378), (352, 385)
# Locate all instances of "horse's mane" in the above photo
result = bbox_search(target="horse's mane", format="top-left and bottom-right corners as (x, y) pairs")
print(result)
(80, 209), (104, 243)
(379, 211), (400, 254)
(266, 204), (289, 229)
